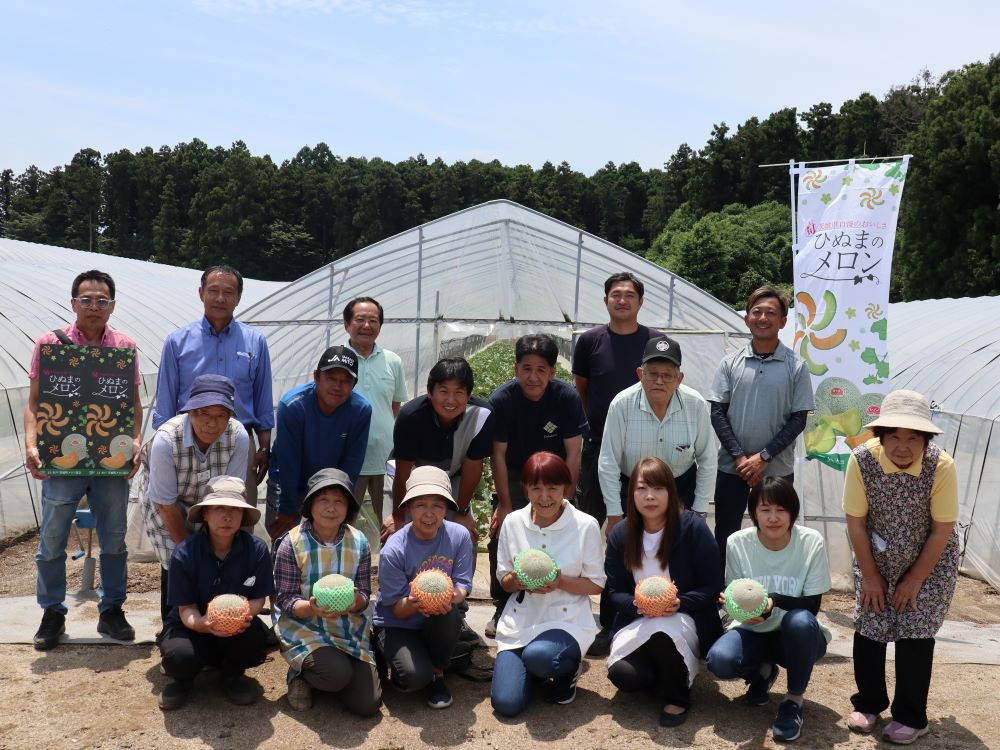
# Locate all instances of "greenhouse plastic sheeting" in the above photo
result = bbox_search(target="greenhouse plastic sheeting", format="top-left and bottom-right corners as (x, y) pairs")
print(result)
(240, 200), (750, 404)
(0, 238), (282, 537)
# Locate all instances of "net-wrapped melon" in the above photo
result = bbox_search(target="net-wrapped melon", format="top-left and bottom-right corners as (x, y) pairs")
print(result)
(313, 573), (356, 612)
(724, 578), (768, 622)
(513, 548), (558, 590)
(634, 576), (678, 617)
(207, 594), (250, 635)
(410, 569), (454, 615)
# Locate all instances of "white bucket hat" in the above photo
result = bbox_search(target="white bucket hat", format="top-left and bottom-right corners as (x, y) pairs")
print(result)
(866, 389), (942, 435)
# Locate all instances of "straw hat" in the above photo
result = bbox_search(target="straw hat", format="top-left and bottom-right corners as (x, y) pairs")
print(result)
(400, 465), (458, 510)
(188, 488), (261, 525)
(866, 389), (941, 434)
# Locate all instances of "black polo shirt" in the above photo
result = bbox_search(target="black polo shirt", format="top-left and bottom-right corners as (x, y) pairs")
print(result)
(393, 394), (494, 474)
(489, 378), (588, 472)
(165, 529), (274, 629)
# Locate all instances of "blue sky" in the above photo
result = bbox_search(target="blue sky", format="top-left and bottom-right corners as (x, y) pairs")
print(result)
(2, 1), (997, 175)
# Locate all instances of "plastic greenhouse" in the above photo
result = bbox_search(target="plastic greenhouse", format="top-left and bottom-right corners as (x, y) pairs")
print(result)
(0, 238), (282, 537)
(240, 200), (750, 404)
(786, 296), (1000, 590)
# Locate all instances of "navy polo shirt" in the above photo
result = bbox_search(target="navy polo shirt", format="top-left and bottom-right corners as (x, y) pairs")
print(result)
(392, 394), (494, 473)
(165, 529), (274, 629)
(489, 378), (589, 472)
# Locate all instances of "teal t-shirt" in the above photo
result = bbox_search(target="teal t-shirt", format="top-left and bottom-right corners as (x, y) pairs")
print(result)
(725, 524), (832, 642)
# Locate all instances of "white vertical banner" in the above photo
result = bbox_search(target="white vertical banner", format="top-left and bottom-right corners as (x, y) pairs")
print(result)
(791, 157), (909, 471)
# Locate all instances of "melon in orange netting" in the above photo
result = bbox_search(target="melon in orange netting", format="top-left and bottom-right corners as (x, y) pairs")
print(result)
(410, 568), (454, 615)
(206, 594), (250, 635)
(634, 576), (678, 617)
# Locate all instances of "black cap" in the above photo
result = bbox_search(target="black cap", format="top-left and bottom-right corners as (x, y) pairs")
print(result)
(315, 346), (358, 379)
(641, 336), (682, 367)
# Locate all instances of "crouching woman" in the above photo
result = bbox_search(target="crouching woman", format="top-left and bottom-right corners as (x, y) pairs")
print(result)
(158, 484), (273, 710)
(274, 468), (381, 715)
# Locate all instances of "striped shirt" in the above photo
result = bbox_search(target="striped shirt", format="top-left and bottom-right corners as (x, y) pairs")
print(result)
(599, 382), (717, 514)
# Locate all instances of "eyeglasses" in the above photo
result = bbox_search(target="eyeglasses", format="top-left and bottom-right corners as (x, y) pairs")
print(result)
(74, 297), (112, 309)
(643, 370), (679, 383)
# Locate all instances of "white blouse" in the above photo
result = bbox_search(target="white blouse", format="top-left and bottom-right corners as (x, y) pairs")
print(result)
(495, 500), (606, 656)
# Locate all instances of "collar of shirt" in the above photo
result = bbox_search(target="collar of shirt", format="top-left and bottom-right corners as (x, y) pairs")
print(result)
(874, 441), (924, 477)
(525, 499), (574, 532)
(200, 316), (234, 337)
(196, 524), (247, 562)
(348, 342), (381, 361)
(637, 383), (684, 422)
(67, 321), (115, 346)
(742, 340), (787, 362)
(301, 518), (347, 546)
(430, 402), (466, 431)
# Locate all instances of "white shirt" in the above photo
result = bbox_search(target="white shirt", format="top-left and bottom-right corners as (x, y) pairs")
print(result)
(495, 500), (606, 656)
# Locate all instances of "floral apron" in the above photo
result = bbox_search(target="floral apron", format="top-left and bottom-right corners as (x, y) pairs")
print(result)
(853, 442), (959, 642)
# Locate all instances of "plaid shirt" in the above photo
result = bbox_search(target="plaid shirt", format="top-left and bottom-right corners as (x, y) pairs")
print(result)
(598, 382), (717, 514)
(274, 520), (374, 672)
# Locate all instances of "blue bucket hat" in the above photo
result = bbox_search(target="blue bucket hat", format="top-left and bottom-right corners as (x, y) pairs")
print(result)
(180, 374), (237, 414)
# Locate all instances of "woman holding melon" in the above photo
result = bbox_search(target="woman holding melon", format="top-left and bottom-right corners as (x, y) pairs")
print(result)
(604, 457), (723, 727)
(706, 476), (831, 743)
(157, 484), (273, 711)
(274, 468), (380, 715)
(490, 452), (605, 717)
(374, 465), (474, 710)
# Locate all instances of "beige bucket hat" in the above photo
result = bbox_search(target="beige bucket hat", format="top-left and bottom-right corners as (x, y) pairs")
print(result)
(866, 389), (942, 434)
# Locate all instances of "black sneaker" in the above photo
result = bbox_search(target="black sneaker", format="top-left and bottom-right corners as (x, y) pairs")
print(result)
(458, 618), (483, 644)
(426, 675), (453, 709)
(158, 679), (192, 711)
(550, 671), (579, 705)
(97, 606), (136, 642)
(772, 699), (803, 742)
(746, 663), (780, 706)
(33, 608), (65, 651)
(222, 673), (259, 705)
(586, 628), (611, 657)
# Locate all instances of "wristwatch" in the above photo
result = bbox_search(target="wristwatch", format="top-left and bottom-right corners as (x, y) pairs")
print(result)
(760, 448), (772, 462)
(455, 505), (472, 516)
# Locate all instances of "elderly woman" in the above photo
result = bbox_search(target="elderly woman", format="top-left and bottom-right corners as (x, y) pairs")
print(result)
(157, 484), (273, 710)
(842, 390), (959, 745)
(274, 468), (380, 715)
(374, 465), (474, 710)
(706, 477), (831, 742)
(605, 457), (722, 727)
(140, 374), (249, 621)
(490, 452), (605, 717)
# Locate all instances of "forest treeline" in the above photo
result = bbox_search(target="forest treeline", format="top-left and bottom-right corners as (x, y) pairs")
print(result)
(1, 55), (996, 305)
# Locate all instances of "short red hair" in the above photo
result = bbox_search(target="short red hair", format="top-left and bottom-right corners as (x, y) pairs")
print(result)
(520, 452), (572, 488)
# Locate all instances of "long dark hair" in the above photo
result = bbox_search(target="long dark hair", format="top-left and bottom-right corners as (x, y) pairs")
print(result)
(624, 457), (682, 572)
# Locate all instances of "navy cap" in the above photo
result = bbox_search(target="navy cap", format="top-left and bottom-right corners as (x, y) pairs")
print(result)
(180, 374), (237, 413)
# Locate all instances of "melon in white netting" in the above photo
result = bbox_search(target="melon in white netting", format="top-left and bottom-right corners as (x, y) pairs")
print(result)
(513, 548), (558, 590)
(724, 578), (768, 622)
(313, 573), (355, 612)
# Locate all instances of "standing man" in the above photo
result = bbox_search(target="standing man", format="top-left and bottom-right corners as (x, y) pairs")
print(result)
(599, 336), (717, 529)
(344, 297), (408, 523)
(153, 265), (273, 506)
(384, 357), (493, 545)
(708, 286), (814, 570)
(572, 271), (660, 656)
(486, 334), (588, 635)
(265, 346), (372, 541)
(25, 270), (142, 649)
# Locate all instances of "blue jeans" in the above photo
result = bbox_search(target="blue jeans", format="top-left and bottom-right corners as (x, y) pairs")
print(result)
(36, 476), (129, 615)
(491, 629), (581, 717)
(706, 609), (827, 695)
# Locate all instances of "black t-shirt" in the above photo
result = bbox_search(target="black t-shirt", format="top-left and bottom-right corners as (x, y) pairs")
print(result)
(572, 324), (661, 438)
(489, 378), (589, 472)
(392, 394), (494, 474)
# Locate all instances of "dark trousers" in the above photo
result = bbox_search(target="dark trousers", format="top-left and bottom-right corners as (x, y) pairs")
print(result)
(300, 646), (383, 716)
(488, 469), (528, 614)
(714, 470), (794, 571)
(382, 608), (462, 692)
(575, 439), (607, 526)
(160, 567), (170, 624)
(607, 631), (691, 708)
(852, 632), (935, 729)
(158, 617), (270, 681)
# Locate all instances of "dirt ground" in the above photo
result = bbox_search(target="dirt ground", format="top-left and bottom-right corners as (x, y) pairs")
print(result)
(2, 532), (999, 750)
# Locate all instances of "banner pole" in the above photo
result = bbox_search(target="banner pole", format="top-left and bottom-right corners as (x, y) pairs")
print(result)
(788, 159), (798, 253)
